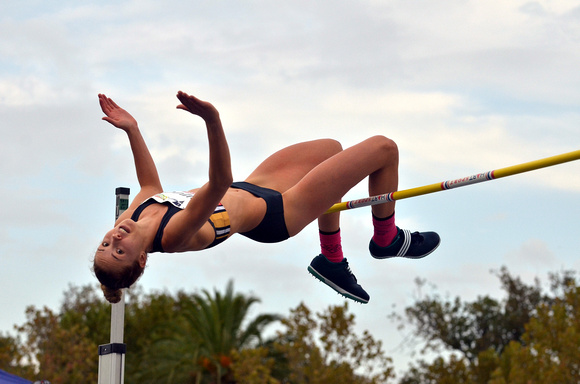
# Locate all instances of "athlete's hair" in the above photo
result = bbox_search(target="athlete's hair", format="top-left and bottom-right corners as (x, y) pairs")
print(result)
(92, 257), (145, 303)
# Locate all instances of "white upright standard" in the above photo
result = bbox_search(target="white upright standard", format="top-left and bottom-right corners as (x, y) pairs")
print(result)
(97, 187), (129, 384)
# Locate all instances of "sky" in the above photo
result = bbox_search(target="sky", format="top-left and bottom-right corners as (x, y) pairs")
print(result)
(1, 0), (580, 376)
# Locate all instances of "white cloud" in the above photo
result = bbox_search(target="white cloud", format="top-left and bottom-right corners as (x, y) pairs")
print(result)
(0, 76), (56, 106)
(504, 238), (556, 269)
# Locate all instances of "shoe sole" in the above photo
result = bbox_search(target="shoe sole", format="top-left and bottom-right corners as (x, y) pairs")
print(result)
(371, 239), (441, 260)
(307, 265), (369, 304)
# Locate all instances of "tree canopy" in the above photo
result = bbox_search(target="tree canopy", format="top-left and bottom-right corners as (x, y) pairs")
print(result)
(1, 267), (579, 383)
(395, 267), (580, 383)
(1, 280), (392, 383)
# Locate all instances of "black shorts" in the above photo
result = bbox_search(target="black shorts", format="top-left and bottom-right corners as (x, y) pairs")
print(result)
(231, 181), (290, 243)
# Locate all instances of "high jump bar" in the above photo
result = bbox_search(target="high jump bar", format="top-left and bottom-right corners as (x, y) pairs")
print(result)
(326, 149), (580, 214)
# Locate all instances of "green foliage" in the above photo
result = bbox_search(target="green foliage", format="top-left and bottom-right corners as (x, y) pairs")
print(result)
(270, 302), (395, 383)
(5, 266), (580, 383)
(397, 267), (580, 384)
(132, 281), (281, 384)
(3, 281), (397, 383)
(398, 354), (471, 384)
(399, 267), (548, 363)
(489, 274), (580, 383)
(231, 347), (280, 384)
(0, 331), (32, 378)
(125, 290), (198, 383)
(6, 281), (280, 384)
(16, 305), (101, 383)
(184, 280), (280, 359)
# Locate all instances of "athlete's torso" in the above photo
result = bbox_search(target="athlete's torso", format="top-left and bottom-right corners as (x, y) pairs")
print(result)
(133, 188), (267, 252)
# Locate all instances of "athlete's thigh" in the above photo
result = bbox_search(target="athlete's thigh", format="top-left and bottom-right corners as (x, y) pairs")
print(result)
(244, 139), (342, 193)
(282, 136), (396, 235)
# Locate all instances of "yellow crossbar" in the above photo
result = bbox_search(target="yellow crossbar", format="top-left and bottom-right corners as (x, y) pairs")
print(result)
(326, 149), (580, 214)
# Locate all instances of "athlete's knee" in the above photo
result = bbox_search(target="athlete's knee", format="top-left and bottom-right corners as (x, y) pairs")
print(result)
(324, 138), (343, 152)
(371, 135), (399, 163)
(317, 138), (343, 157)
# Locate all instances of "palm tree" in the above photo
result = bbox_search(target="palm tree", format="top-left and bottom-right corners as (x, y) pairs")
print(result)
(136, 280), (280, 384)
(134, 327), (203, 384)
(182, 280), (281, 383)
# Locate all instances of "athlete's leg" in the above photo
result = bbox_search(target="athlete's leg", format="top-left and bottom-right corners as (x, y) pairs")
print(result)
(244, 138), (343, 193)
(279, 136), (439, 260)
(283, 135), (398, 236)
(244, 138), (342, 233)
(301, 136), (439, 304)
(297, 137), (396, 304)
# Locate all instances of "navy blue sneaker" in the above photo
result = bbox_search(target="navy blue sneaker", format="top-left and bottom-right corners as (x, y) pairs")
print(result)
(308, 255), (370, 304)
(370, 227), (440, 259)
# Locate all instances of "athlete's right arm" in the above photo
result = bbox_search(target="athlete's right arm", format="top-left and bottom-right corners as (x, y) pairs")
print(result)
(175, 91), (233, 193)
(98, 94), (163, 224)
(162, 92), (233, 250)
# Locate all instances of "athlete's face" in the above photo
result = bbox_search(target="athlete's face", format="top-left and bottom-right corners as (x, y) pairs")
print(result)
(95, 219), (147, 271)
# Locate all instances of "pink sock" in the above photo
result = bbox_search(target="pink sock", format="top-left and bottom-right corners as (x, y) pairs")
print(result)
(372, 213), (398, 247)
(319, 229), (344, 263)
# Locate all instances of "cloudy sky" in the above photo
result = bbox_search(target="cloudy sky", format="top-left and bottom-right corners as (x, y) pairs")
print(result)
(2, 0), (580, 374)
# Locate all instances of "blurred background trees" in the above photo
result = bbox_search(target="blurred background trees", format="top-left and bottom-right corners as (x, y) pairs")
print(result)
(395, 267), (580, 383)
(1, 267), (578, 383)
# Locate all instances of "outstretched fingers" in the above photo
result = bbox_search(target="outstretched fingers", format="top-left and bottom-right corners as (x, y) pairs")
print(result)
(98, 94), (119, 115)
(98, 93), (110, 113)
(97, 93), (137, 131)
(175, 91), (219, 123)
(176, 91), (202, 111)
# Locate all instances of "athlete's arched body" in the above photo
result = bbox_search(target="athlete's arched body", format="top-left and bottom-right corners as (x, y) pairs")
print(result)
(93, 91), (440, 304)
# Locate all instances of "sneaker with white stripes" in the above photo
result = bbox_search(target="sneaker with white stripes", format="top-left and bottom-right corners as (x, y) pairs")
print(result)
(369, 227), (440, 259)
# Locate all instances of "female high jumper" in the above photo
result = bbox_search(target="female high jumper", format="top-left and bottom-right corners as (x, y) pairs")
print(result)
(93, 91), (440, 304)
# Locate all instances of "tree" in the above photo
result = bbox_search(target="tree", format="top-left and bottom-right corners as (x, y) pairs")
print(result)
(5, 282), (281, 384)
(270, 302), (395, 383)
(0, 331), (33, 379)
(11, 284), (115, 383)
(489, 270), (580, 383)
(130, 280), (281, 384)
(397, 267), (548, 363)
(16, 306), (98, 383)
(124, 289), (193, 383)
(7, 283), (396, 383)
(396, 267), (580, 384)
(398, 355), (471, 384)
(230, 347), (280, 384)
(178, 280), (280, 383)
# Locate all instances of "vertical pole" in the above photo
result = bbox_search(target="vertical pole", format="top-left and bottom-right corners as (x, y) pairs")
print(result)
(98, 187), (130, 384)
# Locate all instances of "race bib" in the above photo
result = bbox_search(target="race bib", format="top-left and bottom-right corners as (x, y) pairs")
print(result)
(149, 191), (194, 209)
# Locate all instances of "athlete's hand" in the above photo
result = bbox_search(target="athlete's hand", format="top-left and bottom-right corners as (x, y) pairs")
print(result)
(98, 94), (138, 132)
(176, 91), (220, 124)
(99, 93), (138, 132)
